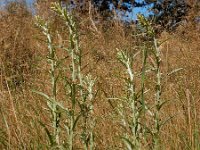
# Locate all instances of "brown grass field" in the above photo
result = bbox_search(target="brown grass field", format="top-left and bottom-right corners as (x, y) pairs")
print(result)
(0, 1), (200, 149)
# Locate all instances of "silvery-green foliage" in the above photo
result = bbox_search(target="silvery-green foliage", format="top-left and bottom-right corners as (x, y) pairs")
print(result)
(35, 3), (96, 149)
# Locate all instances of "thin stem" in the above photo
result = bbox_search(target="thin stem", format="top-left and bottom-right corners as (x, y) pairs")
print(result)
(153, 37), (162, 148)
(46, 28), (60, 145)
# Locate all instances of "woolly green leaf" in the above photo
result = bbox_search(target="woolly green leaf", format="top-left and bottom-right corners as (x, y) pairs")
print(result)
(167, 68), (183, 76)
(157, 100), (170, 111)
(160, 114), (177, 127)
(32, 90), (69, 112)
(38, 120), (54, 146)
(32, 90), (51, 101)
(121, 136), (135, 150)
(158, 37), (171, 47)
(72, 113), (82, 131)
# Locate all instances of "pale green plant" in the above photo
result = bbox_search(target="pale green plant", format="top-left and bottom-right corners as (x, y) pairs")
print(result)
(35, 2), (96, 149)
(137, 14), (174, 149)
(35, 16), (61, 147)
(51, 3), (96, 149)
(111, 46), (148, 149)
(113, 14), (172, 149)
(137, 14), (164, 149)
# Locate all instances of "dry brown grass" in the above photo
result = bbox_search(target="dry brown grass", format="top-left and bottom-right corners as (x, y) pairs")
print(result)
(0, 1), (200, 149)
(0, 1), (37, 89)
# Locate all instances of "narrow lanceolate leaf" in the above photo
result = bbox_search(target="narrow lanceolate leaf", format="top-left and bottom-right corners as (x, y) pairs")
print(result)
(32, 90), (68, 112)
(32, 90), (51, 100)
(39, 121), (54, 146)
(121, 136), (135, 150)
(72, 113), (82, 131)
(167, 68), (183, 76)
(157, 37), (171, 47)
(157, 100), (170, 111)
(160, 114), (177, 127)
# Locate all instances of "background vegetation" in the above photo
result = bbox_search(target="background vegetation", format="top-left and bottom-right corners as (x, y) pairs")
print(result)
(0, 0), (200, 149)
